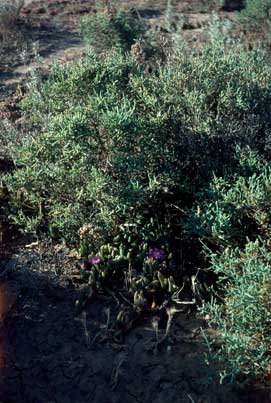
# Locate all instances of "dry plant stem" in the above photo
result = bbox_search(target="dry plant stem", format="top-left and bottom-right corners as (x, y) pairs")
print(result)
(91, 306), (111, 343)
(110, 353), (127, 390)
(81, 310), (90, 347)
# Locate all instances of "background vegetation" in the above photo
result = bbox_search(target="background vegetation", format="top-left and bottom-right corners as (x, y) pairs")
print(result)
(0, 0), (24, 31)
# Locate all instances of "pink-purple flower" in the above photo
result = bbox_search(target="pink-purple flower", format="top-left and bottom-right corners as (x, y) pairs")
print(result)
(88, 256), (101, 265)
(149, 248), (166, 262)
(84, 256), (101, 270)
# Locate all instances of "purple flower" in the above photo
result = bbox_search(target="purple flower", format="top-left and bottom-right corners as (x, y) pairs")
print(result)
(149, 248), (166, 262)
(88, 256), (101, 265)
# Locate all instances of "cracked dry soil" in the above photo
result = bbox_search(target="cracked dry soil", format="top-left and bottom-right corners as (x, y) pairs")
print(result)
(0, 245), (264, 403)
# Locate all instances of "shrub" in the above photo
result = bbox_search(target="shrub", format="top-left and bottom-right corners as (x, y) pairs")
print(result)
(4, 16), (271, 382)
(202, 240), (271, 383)
(238, 0), (271, 31)
(5, 39), (271, 242)
(183, 147), (271, 382)
(80, 2), (146, 53)
(5, 31), (271, 247)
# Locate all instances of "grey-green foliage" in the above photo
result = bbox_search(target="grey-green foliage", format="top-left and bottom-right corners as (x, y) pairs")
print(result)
(5, 35), (271, 244)
(183, 147), (271, 382)
(183, 147), (271, 249)
(202, 240), (271, 383)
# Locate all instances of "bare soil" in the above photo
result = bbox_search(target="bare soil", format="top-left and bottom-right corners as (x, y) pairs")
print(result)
(1, 244), (268, 403)
(0, 0), (91, 101)
(0, 1), (270, 403)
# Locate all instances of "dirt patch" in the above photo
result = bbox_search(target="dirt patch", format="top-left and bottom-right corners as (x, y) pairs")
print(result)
(0, 0), (90, 101)
(0, 243), (270, 403)
(0, 244), (257, 403)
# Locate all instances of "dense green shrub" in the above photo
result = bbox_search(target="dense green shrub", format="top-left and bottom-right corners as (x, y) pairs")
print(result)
(202, 241), (271, 383)
(6, 41), (271, 245)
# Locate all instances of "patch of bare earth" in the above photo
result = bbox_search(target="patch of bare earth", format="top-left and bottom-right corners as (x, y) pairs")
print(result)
(1, 243), (266, 403)
(0, 0), (94, 101)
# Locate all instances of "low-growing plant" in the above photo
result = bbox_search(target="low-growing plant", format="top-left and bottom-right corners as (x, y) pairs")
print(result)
(80, 243), (178, 310)
(202, 240), (271, 383)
